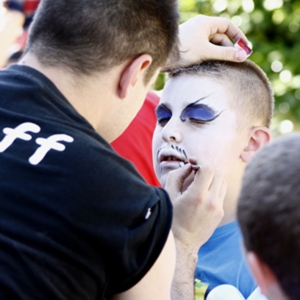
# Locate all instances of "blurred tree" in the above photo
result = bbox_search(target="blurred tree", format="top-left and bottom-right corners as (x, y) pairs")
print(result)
(155, 0), (300, 134)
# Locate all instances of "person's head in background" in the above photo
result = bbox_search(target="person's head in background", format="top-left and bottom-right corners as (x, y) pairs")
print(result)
(1, 0), (41, 68)
(22, 0), (180, 141)
(237, 133), (300, 300)
(0, 2), (25, 67)
(152, 60), (274, 226)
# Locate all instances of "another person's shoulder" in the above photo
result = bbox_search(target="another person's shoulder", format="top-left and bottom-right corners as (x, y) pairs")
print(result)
(112, 91), (161, 186)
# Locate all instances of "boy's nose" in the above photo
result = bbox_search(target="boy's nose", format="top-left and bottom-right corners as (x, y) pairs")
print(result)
(161, 120), (183, 143)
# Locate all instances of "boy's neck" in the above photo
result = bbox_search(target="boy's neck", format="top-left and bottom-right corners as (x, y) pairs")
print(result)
(218, 188), (239, 227)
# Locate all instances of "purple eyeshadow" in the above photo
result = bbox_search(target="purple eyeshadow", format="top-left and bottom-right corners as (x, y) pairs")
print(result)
(180, 103), (220, 123)
(155, 95), (222, 127)
(156, 104), (172, 126)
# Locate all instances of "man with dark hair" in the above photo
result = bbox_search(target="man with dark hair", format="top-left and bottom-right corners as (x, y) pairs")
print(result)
(25, 0), (178, 83)
(0, 0), (250, 299)
(152, 60), (274, 299)
(237, 133), (300, 300)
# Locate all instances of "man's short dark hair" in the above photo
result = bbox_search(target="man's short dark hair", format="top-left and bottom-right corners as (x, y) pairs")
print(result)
(168, 60), (274, 128)
(25, 0), (180, 83)
(237, 133), (300, 300)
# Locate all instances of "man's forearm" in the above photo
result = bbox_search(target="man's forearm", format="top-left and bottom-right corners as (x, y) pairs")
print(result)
(165, 161), (226, 299)
(172, 240), (198, 300)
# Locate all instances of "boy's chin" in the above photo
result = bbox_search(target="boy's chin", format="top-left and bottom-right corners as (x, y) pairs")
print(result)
(160, 176), (167, 189)
(159, 172), (172, 189)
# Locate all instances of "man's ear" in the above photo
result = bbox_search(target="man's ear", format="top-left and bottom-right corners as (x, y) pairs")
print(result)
(246, 251), (289, 300)
(118, 54), (152, 99)
(246, 251), (278, 296)
(240, 127), (271, 163)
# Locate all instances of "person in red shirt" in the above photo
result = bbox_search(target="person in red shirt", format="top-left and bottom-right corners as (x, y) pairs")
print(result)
(112, 92), (161, 187)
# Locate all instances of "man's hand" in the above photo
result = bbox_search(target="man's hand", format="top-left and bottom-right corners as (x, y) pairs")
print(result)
(165, 160), (227, 300)
(165, 160), (227, 253)
(163, 15), (250, 71)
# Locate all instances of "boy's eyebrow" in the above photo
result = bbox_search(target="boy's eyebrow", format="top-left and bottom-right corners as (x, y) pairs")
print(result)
(156, 93), (213, 111)
(189, 94), (213, 106)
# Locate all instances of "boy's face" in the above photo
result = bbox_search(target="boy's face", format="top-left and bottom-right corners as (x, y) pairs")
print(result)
(152, 74), (247, 189)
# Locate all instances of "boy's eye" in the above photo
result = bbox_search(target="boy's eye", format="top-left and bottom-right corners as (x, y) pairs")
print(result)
(156, 105), (172, 127)
(180, 104), (219, 124)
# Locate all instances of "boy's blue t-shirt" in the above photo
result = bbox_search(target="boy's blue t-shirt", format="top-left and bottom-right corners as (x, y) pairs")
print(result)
(195, 221), (256, 299)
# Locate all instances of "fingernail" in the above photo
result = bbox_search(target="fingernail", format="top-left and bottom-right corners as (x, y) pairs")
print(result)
(191, 164), (200, 170)
(179, 162), (184, 167)
(236, 50), (247, 62)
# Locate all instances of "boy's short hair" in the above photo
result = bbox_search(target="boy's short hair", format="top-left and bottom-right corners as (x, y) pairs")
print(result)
(25, 0), (180, 82)
(168, 60), (274, 128)
(237, 133), (300, 300)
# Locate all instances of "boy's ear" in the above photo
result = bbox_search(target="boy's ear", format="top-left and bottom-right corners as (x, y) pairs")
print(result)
(240, 126), (271, 163)
(245, 251), (281, 298)
(118, 54), (152, 99)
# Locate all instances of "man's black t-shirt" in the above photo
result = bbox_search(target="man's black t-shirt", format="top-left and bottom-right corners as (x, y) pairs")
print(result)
(0, 65), (172, 300)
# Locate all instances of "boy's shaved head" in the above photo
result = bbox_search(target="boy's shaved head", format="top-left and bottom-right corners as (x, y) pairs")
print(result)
(169, 60), (274, 129)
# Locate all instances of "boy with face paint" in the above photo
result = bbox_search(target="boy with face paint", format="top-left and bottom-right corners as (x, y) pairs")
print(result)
(152, 60), (274, 299)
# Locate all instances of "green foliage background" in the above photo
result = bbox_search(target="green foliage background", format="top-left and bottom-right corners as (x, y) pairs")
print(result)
(155, 0), (300, 134)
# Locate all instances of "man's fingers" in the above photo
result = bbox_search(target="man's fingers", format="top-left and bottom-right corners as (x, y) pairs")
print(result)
(188, 163), (215, 198)
(205, 43), (248, 62)
(167, 14), (250, 69)
(210, 33), (233, 47)
(208, 16), (248, 43)
(165, 164), (193, 199)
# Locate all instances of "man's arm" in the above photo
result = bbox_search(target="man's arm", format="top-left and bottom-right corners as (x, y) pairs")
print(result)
(112, 162), (226, 300)
(164, 14), (250, 71)
(165, 161), (227, 300)
(111, 231), (176, 300)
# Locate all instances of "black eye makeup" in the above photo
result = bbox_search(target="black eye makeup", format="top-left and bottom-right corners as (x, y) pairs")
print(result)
(180, 98), (221, 124)
(155, 104), (172, 127)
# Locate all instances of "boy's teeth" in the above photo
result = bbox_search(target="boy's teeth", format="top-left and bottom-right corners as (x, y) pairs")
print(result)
(167, 156), (177, 161)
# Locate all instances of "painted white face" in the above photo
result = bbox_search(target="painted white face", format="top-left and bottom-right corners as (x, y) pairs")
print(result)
(152, 74), (246, 189)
